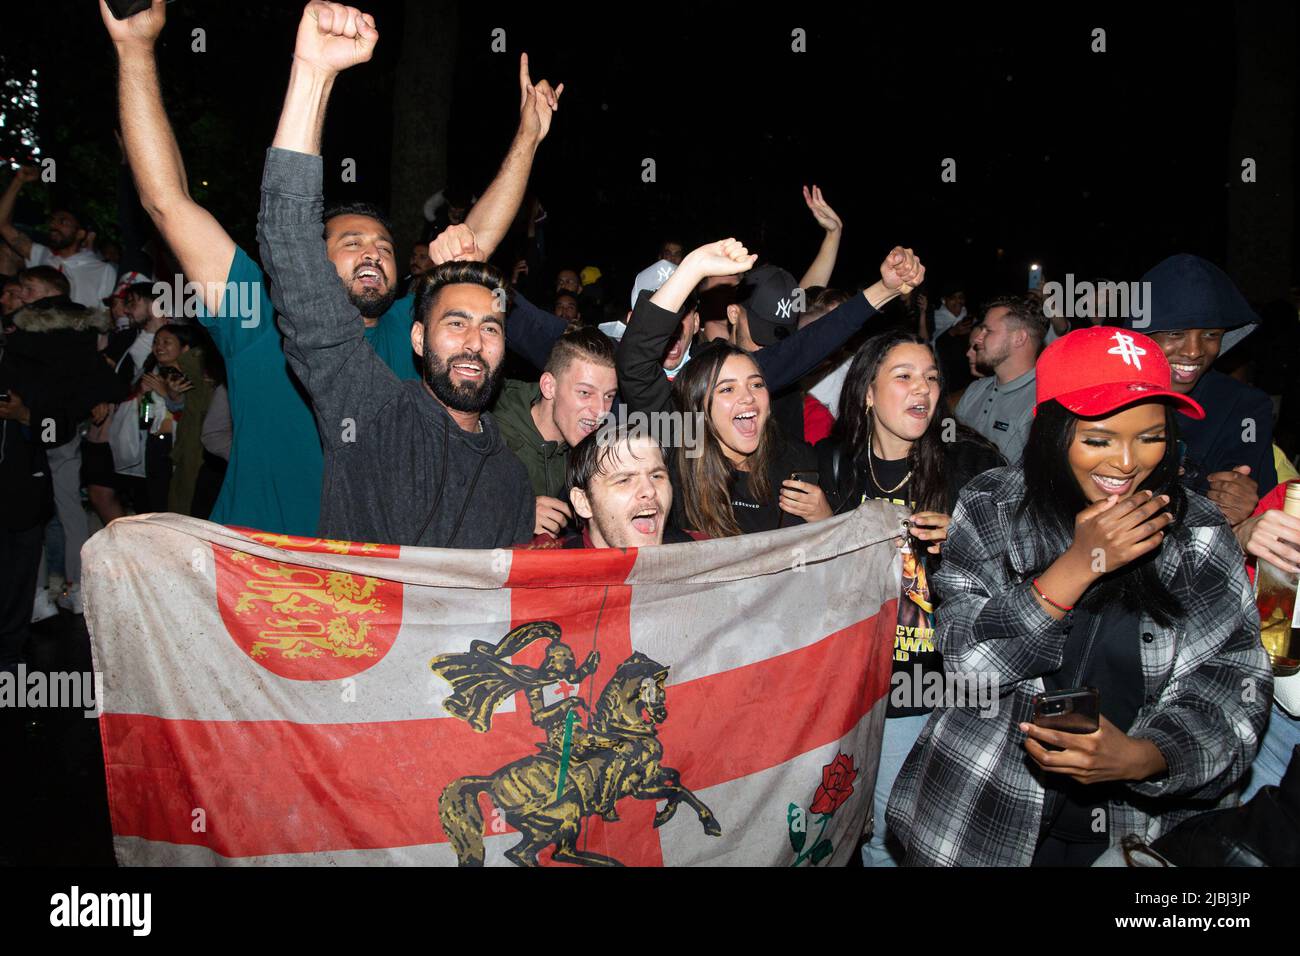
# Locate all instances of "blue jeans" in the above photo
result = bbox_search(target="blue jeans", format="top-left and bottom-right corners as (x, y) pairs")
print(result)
(861, 713), (929, 867)
(1240, 701), (1300, 801)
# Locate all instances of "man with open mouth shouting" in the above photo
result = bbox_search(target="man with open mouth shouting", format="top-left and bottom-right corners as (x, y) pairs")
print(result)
(103, 0), (555, 538)
(523, 425), (703, 550)
(256, 2), (535, 548)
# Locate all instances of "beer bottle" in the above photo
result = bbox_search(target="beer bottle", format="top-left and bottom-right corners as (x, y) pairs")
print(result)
(138, 391), (154, 430)
(1256, 482), (1300, 677)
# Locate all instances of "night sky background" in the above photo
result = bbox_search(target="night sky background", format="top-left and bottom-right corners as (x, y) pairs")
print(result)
(2, 1), (1295, 309)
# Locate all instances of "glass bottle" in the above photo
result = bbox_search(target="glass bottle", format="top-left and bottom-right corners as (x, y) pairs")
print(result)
(1256, 483), (1300, 677)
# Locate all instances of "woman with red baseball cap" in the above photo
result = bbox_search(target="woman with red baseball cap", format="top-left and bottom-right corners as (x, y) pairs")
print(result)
(887, 326), (1272, 867)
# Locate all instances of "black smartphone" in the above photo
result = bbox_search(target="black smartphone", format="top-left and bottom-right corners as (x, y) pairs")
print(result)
(1032, 687), (1100, 735)
(777, 471), (821, 528)
(105, 0), (154, 19)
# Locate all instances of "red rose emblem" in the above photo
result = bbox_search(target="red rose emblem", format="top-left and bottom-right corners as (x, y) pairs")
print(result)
(809, 753), (856, 815)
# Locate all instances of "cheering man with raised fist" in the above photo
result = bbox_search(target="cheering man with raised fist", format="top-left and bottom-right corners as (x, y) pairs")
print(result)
(258, 3), (534, 548)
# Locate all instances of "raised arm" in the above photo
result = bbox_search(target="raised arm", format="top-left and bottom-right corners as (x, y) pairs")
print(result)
(101, 0), (234, 316)
(758, 246), (925, 393)
(797, 185), (842, 289)
(615, 239), (756, 415)
(0, 168), (36, 259)
(426, 221), (565, 369)
(259, 4), (397, 448)
(462, 54), (563, 260)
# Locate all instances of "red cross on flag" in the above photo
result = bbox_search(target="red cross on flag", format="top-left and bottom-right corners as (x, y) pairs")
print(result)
(83, 504), (902, 867)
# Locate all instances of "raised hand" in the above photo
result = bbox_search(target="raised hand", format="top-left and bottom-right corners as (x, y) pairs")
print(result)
(880, 247), (925, 294)
(519, 53), (564, 143)
(294, 1), (378, 76)
(681, 238), (757, 279)
(802, 185), (842, 234)
(99, 0), (166, 48)
(428, 223), (482, 265)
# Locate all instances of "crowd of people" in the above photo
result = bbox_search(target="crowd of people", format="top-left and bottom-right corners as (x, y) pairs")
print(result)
(1, 0), (1298, 867)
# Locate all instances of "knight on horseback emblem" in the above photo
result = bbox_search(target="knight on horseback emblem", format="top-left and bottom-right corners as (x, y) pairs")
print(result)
(430, 621), (721, 866)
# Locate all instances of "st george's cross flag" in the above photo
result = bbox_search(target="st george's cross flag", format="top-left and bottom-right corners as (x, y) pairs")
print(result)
(82, 502), (904, 867)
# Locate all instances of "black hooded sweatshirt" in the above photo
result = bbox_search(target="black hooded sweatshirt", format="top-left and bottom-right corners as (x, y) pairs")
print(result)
(1127, 254), (1277, 496)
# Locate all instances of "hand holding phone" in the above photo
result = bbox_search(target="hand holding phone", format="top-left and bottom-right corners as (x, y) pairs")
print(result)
(105, 0), (157, 21)
(1031, 687), (1100, 736)
(778, 471), (831, 525)
(1021, 704), (1169, 784)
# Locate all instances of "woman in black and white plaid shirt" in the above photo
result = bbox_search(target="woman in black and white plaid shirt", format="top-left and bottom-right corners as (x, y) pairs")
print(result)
(887, 327), (1272, 866)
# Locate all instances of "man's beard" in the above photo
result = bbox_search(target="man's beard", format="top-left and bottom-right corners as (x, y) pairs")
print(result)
(423, 347), (503, 413)
(975, 343), (1008, 376)
(47, 231), (77, 254)
(348, 283), (398, 319)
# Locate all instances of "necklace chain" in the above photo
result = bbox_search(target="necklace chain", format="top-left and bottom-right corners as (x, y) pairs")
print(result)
(866, 410), (912, 495)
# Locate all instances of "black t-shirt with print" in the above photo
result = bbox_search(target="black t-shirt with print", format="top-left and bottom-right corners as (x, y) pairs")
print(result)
(854, 451), (943, 719)
(728, 439), (818, 535)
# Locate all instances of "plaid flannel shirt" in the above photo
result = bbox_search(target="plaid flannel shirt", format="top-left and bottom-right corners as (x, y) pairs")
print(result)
(886, 466), (1272, 866)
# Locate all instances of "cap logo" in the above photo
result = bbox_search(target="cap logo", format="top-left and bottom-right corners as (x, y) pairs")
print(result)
(1106, 331), (1146, 370)
(775, 297), (792, 319)
(656, 265), (673, 282)
(1127, 383), (1155, 392)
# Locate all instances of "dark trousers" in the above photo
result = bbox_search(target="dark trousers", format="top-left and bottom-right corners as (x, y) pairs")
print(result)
(125, 433), (173, 514)
(0, 523), (44, 672)
(190, 450), (228, 520)
(1032, 833), (1108, 867)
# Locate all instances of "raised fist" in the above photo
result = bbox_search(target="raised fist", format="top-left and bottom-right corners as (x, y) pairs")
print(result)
(99, 0), (166, 48)
(880, 247), (925, 294)
(681, 238), (757, 279)
(428, 224), (482, 265)
(14, 166), (39, 185)
(294, 2), (378, 75)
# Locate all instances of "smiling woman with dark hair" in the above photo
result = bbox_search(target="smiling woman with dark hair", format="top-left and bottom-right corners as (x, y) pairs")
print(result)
(815, 327), (1003, 866)
(887, 326), (1272, 867)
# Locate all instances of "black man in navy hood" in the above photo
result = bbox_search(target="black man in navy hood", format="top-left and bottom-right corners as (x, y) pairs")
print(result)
(1125, 254), (1276, 526)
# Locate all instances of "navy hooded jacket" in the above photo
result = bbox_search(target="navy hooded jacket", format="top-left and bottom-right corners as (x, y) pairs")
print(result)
(1126, 255), (1277, 497)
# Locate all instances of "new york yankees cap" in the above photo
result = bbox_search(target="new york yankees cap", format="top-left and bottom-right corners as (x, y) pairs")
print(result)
(630, 259), (678, 308)
(1034, 326), (1205, 419)
(738, 264), (800, 346)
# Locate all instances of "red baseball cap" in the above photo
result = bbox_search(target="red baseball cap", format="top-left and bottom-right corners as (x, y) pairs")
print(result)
(1035, 327), (1205, 419)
